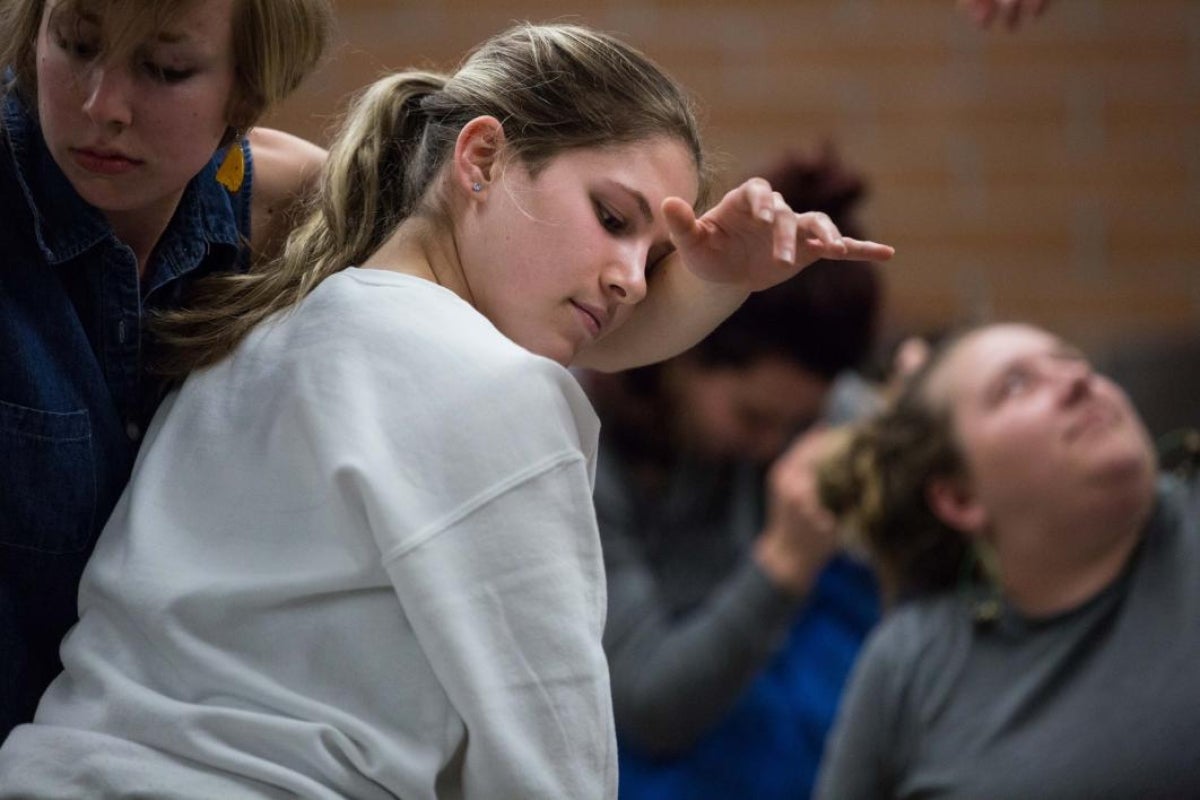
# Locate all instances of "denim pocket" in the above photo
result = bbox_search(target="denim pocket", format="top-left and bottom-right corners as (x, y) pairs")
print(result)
(0, 399), (96, 554)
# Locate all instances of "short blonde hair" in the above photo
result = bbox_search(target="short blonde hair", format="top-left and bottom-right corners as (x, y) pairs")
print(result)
(0, 0), (332, 131)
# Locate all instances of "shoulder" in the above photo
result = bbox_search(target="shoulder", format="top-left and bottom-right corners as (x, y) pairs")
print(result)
(246, 127), (326, 264)
(855, 593), (965, 696)
(280, 270), (600, 450)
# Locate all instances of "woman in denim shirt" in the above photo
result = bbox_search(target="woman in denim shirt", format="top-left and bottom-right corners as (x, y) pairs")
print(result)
(0, 0), (334, 739)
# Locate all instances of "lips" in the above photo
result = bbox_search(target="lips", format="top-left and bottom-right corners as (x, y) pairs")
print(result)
(71, 147), (143, 176)
(571, 300), (610, 339)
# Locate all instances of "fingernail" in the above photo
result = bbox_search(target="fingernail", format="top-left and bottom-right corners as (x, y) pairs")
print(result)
(758, 209), (774, 222)
(779, 248), (793, 262)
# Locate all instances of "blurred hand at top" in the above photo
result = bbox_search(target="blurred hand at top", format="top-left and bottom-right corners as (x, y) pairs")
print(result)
(958, 0), (1054, 30)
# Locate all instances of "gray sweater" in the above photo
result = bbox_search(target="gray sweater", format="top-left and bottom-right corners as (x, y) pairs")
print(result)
(597, 453), (804, 753)
(816, 476), (1200, 800)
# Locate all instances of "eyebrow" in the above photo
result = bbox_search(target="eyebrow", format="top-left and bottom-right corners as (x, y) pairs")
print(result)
(73, 10), (192, 46)
(612, 181), (654, 226)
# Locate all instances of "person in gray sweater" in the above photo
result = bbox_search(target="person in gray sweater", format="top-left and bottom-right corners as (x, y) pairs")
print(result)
(815, 321), (1200, 800)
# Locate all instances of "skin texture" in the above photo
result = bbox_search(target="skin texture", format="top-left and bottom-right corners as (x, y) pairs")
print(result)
(246, 126), (326, 263)
(456, 134), (699, 367)
(926, 323), (1158, 614)
(366, 115), (893, 372)
(35, 0), (238, 269)
(573, 181), (895, 372)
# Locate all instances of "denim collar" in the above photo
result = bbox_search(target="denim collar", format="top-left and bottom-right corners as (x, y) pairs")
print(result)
(3, 90), (241, 290)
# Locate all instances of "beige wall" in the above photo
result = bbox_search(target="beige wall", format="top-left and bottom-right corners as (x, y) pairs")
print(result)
(262, 0), (1200, 352)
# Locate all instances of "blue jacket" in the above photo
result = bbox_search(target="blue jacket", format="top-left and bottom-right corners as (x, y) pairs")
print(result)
(0, 89), (253, 738)
(617, 556), (878, 800)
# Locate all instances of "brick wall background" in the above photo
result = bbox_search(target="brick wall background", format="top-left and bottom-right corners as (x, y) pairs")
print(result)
(262, 0), (1200, 424)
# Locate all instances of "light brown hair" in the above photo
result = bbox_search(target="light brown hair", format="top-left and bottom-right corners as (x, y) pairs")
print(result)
(151, 22), (709, 378)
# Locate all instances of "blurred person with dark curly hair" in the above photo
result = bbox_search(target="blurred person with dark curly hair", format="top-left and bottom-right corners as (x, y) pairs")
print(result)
(583, 146), (886, 800)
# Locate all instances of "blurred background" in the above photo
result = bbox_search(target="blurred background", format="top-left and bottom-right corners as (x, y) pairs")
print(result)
(261, 0), (1200, 437)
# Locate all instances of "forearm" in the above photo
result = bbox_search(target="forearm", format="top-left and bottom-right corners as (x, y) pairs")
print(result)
(573, 256), (748, 372)
(605, 554), (804, 754)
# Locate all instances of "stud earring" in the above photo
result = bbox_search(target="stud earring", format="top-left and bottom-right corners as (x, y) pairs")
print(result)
(472, 182), (483, 193)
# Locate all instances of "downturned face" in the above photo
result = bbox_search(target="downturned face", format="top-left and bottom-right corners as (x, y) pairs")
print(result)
(673, 356), (830, 464)
(931, 324), (1157, 533)
(461, 137), (698, 366)
(35, 0), (238, 227)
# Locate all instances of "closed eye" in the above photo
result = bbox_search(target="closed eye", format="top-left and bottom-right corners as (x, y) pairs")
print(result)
(995, 367), (1033, 402)
(144, 61), (195, 83)
(595, 202), (628, 234)
(54, 32), (99, 61)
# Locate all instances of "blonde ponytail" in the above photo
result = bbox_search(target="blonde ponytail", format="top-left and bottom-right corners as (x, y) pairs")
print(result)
(152, 23), (705, 378)
(151, 72), (448, 377)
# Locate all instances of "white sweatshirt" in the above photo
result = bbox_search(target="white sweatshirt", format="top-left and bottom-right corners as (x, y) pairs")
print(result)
(0, 269), (616, 799)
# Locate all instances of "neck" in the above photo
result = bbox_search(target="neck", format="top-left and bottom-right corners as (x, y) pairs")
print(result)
(992, 494), (1153, 617)
(361, 216), (472, 304)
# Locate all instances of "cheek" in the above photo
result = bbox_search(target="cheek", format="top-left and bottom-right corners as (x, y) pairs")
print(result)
(961, 414), (1052, 501)
(36, 54), (74, 117)
(156, 88), (228, 137)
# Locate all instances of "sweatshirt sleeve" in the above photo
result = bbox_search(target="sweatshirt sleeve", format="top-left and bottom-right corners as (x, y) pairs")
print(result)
(380, 454), (615, 799)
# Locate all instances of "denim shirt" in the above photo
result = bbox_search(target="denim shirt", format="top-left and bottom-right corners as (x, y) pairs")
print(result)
(0, 90), (253, 738)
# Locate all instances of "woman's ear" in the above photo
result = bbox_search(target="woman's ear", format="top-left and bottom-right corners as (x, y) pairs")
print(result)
(453, 116), (505, 197)
(926, 475), (988, 537)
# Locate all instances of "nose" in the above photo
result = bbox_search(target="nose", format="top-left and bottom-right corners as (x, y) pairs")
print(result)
(1055, 358), (1095, 405)
(602, 245), (649, 307)
(82, 63), (134, 130)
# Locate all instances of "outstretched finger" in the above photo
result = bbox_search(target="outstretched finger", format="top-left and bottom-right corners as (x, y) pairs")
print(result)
(798, 235), (895, 262)
(771, 194), (799, 264)
(839, 237), (896, 261)
(795, 211), (847, 255)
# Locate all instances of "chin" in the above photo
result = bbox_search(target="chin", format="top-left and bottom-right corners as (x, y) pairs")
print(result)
(1087, 432), (1158, 515)
(537, 342), (575, 367)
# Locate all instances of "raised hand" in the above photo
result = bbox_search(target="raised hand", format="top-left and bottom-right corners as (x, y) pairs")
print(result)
(957, 0), (1053, 30)
(753, 426), (845, 596)
(662, 177), (894, 292)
